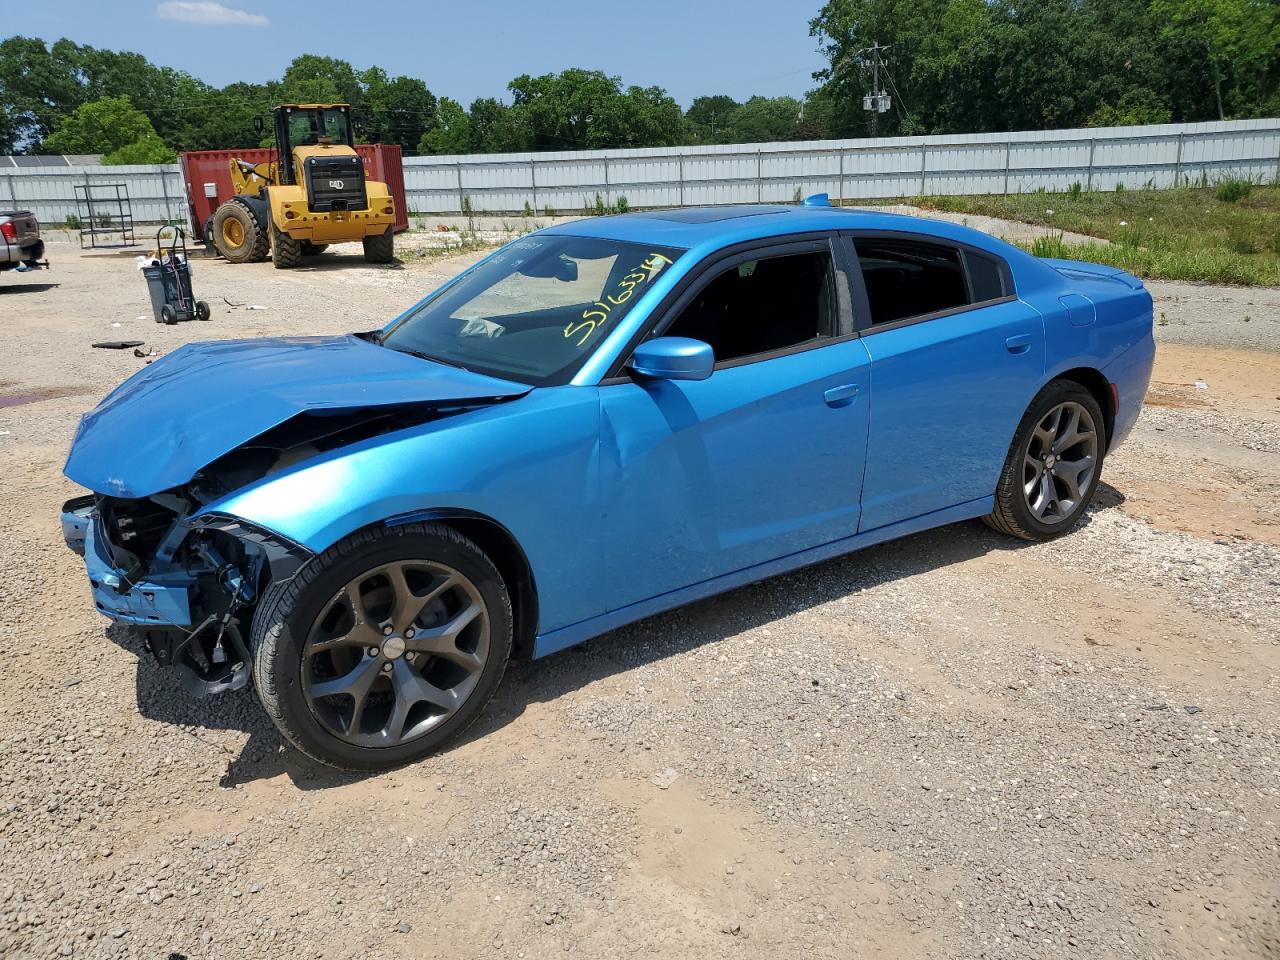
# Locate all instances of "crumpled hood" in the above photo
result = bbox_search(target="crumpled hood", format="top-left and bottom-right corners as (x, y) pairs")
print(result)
(65, 335), (530, 499)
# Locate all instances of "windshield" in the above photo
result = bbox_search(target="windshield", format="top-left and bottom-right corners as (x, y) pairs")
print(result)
(381, 235), (683, 385)
(287, 107), (350, 146)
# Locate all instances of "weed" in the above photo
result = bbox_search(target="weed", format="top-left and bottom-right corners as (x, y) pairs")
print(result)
(614, 195), (630, 214)
(907, 185), (1279, 286)
(1228, 227), (1259, 255)
(1067, 181), (1083, 199)
(542, 205), (557, 219)
(1029, 233), (1070, 259)
(522, 200), (534, 218)
(1216, 178), (1253, 203)
(1115, 182), (1125, 192)
(63, 214), (83, 230)
(460, 195), (476, 238)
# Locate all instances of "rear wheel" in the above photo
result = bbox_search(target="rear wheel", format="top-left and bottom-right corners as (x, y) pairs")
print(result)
(985, 380), (1105, 541)
(362, 227), (395, 264)
(211, 199), (268, 263)
(251, 522), (512, 770)
(194, 300), (211, 321)
(159, 304), (178, 325)
(272, 222), (303, 269)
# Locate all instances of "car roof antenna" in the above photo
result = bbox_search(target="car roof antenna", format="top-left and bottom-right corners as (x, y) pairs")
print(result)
(802, 193), (831, 207)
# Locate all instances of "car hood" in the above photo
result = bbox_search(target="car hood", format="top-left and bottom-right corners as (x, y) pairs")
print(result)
(64, 334), (530, 499)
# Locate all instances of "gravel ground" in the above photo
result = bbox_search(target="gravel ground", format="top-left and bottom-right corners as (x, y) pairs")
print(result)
(0, 237), (1277, 960)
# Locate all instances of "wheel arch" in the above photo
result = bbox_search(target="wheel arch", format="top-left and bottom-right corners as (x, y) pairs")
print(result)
(1052, 366), (1114, 449)
(382, 508), (539, 661)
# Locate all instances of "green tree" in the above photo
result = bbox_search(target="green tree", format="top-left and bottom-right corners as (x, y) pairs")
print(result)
(686, 95), (740, 143)
(507, 69), (687, 151)
(723, 96), (804, 143)
(809, 0), (1188, 135)
(279, 54), (363, 108)
(1150, 0), (1279, 119)
(0, 36), (84, 150)
(1087, 89), (1173, 127)
(468, 96), (528, 153)
(103, 131), (175, 164)
(43, 95), (162, 157)
(418, 97), (471, 155)
(360, 67), (437, 151)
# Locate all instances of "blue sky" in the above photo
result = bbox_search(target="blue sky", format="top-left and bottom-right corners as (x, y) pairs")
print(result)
(7, 1), (829, 108)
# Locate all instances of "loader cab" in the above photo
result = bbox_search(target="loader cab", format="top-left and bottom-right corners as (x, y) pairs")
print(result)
(272, 104), (355, 186)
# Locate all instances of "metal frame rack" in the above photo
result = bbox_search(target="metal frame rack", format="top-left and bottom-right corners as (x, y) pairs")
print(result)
(74, 182), (137, 249)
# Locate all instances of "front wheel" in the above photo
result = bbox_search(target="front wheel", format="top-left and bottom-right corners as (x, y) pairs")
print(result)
(250, 522), (512, 770)
(984, 380), (1106, 541)
(272, 223), (303, 269)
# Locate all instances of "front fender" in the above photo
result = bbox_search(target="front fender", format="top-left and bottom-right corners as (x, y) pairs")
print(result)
(199, 386), (603, 634)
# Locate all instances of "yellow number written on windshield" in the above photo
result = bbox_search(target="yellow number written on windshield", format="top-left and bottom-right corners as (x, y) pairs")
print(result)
(563, 253), (673, 347)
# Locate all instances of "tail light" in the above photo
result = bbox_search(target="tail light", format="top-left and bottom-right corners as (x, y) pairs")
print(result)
(0, 221), (15, 241)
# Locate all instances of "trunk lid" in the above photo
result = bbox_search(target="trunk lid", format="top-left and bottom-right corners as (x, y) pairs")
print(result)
(1039, 257), (1144, 291)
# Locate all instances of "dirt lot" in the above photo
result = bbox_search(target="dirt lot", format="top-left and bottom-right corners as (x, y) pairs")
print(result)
(1, 237), (1277, 960)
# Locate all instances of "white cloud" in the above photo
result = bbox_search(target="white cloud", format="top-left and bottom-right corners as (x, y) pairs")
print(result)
(155, 2), (270, 27)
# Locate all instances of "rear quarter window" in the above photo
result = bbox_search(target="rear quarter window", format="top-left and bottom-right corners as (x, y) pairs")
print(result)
(966, 250), (1010, 302)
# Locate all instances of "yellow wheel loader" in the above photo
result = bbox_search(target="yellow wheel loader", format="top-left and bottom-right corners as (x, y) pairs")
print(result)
(210, 104), (396, 269)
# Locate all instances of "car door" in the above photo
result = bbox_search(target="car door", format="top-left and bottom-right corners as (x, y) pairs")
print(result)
(598, 237), (872, 613)
(847, 232), (1045, 532)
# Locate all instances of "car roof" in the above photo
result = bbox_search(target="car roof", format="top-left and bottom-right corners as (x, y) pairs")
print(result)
(538, 203), (1019, 258)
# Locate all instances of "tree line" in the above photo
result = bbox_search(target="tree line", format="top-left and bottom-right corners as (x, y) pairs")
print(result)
(1, 0), (1275, 163)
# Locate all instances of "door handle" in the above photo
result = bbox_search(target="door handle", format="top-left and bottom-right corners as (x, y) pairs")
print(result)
(1005, 333), (1033, 354)
(824, 383), (861, 407)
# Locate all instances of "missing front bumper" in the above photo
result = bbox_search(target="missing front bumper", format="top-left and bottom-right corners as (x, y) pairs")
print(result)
(62, 497), (194, 626)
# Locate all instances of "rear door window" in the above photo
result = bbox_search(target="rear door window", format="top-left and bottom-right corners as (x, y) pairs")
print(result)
(852, 237), (1010, 327)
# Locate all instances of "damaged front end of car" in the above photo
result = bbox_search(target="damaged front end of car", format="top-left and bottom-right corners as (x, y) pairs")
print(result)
(60, 333), (531, 697)
(61, 490), (309, 696)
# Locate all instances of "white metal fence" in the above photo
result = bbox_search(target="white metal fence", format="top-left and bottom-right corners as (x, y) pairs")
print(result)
(1, 118), (1276, 226)
(402, 118), (1280, 214)
(0, 163), (185, 227)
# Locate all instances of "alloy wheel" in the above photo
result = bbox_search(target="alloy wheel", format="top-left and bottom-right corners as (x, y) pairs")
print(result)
(1022, 400), (1098, 525)
(301, 560), (490, 748)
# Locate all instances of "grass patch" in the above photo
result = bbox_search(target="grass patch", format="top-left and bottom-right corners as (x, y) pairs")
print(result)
(914, 185), (1280, 286)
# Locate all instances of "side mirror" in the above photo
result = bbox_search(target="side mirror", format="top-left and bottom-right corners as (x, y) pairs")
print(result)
(629, 337), (714, 382)
(253, 116), (264, 134)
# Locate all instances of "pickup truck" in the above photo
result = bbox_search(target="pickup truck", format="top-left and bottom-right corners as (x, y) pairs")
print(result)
(1, 210), (47, 273)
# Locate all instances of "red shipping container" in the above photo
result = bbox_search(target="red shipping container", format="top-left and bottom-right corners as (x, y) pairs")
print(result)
(180, 143), (408, 240)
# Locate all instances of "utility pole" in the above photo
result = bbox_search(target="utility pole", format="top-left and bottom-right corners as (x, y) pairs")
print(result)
(857, 42), (892, 137)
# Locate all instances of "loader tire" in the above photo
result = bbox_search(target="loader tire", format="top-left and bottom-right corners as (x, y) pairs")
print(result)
(211, 199), (268, 264)
(362, 227), (395, 264)
(272, 222), (303, 270)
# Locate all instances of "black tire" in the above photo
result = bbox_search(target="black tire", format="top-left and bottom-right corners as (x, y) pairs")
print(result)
(210, 199), (268, 264)
(194, 300), (211, 321)
(160, 304), (178, 325)
(272, 222), (303, 269)
(985, 379), (1106, 541)
(250, 521), (513, 770)
(362, 227), (395, 264)
(300, 242), (328, 256)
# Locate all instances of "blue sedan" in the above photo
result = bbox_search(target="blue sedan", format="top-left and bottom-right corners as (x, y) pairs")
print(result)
(61, 198), (1154, 769)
